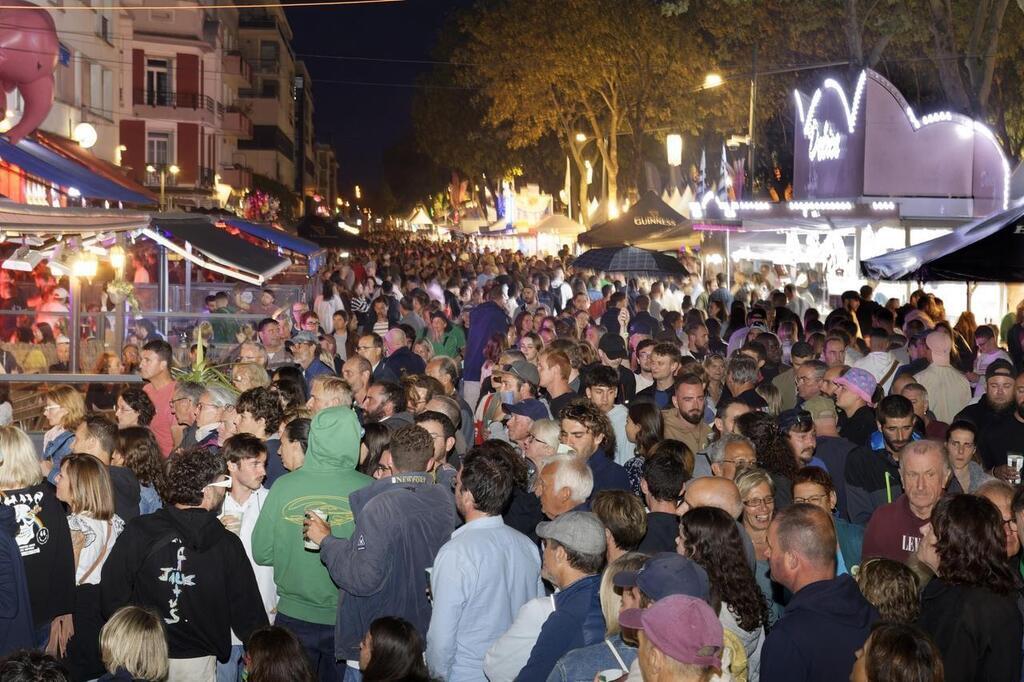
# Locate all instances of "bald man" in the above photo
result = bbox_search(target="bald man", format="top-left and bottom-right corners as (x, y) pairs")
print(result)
(914, 331), (971, 423)
(761, 504), (878, 681)
(680, 477), (754, 570)
(383, 327), (426, 378)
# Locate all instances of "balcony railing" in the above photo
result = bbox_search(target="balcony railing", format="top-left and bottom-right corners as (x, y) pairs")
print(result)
(135, 89), (224, 117)
(199, 167), (215, 188)
(223, 107), (253, 138)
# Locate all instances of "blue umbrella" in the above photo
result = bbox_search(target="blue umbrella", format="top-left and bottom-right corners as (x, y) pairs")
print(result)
(572, 246), (689, 277)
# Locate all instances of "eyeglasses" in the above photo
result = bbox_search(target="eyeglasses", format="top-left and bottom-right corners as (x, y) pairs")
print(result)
(743, 496), (774, 509)
(793, 493), (829, 505)
(1004, 517), (1018, 530)
(169, 397), (191, 408)
(198, 402), (221, 411)
(42, 404), (61, 412)
(722, 458), (756, 468)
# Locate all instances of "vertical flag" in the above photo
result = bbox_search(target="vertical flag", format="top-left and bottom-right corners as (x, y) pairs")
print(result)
(718, 143), (731, 201)
(698, 148), (707, 197)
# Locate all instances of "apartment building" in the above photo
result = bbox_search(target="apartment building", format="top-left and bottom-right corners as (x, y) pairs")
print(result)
(314, 142), (338, 209)
(236, 6), (297, 193)
(118, 0), (254, 208)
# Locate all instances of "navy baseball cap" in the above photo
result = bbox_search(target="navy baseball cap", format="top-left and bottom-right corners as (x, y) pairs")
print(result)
(613, 552), (710, 602)
(503, 398), (550, 422)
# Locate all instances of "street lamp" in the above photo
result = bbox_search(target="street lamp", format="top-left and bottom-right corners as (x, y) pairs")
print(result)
(666, 134), (683, 167)
(575, 132), (587, 143)
(146, 163), (179, 211)
(703, 73), (724, 90)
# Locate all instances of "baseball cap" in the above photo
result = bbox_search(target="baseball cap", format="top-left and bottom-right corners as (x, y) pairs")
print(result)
(834, 367), (878, 406)
(52, 288), (68, 300)
(535, 511), (606, 556)
(778, 408), (813, 433)
(802, 396), (837, 421)
(986, 358), (1017, 381)
(494, 359), (540, 386)
(598, 334), (628, 360)
(292, 331), (319, 345)
(618, 595), (723, 668)
(503, 398), (549, 422)
(613, 552), (710, 602)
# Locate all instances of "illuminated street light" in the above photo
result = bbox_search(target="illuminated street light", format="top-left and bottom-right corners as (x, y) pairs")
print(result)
(666, 134), (683, 166)
(355, 185), (362, 200)
(703, 73), (724, 89)
(575, 132), (587, 143)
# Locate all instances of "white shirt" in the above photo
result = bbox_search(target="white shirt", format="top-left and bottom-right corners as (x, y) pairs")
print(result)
(483, 595), (556, 682)
(221, 486), (277, 644)
(607, 404), (631, 466)
(68, 513), (124, 585)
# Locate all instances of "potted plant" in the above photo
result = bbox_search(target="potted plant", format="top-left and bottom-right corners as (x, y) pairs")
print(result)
(106, 279), (140, 311)
(171, 324), (237, 393)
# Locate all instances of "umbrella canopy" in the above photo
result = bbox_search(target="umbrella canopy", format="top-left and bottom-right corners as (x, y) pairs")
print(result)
(861, 203), (1024, 282)
(578, 191), (687, 247)
(572, 246), (689, 277)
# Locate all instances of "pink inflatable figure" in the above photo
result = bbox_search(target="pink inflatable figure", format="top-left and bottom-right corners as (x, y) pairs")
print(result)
(0, 1), (58, 144)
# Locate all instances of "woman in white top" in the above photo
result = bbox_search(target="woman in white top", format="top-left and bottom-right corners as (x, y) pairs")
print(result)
(55, 453), (125, 681)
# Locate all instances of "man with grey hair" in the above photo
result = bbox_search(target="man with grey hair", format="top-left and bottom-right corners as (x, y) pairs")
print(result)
(706, 433), (757, 480)
(173, 380), (206, 448)
(238, 341), (268, 367)
(725, 355), (767, 410)
(862, 440), (950, 564)
(534, 452), (593, 519)
(196, 385), (236, 448)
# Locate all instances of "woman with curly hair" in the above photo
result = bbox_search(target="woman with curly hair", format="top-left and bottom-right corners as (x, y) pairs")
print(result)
(679, 505), (770, 677)
(917, 494), (1022, 680)
(115, 427), (166, 514)
(734, 410), (795, 509)
(114, 387), (155, 429)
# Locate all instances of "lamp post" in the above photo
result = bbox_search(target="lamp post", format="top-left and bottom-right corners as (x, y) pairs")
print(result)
(146, 163), (180, 211)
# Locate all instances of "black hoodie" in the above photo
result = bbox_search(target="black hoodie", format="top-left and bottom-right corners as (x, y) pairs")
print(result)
(100, 505), (268, 661)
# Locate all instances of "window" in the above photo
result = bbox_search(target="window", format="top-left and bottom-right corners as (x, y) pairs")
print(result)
(258, 41), (279, 71)
(145, 58), (171, 106)
(260, 79), (279, 98)
(89, 63), (102, 114)
(146, 131), (173, 166)
(98, 15), (110, 42)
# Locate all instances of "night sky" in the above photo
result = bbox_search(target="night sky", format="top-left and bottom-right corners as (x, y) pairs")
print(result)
(285, 0), (472, 197)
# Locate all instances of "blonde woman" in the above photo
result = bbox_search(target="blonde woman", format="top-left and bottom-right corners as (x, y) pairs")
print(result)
(99, 606), (169, 682)
(41, 384), (85, 483)
(0, 425), (75, 657)
(55, 453), (125, 680)
(231, 362), (271, 394)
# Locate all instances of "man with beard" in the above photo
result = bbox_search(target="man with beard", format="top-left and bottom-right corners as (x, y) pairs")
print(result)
(779, 410), (829, 471)
(362, 381), (413, 430)
(662, 374), (712, 458)
(955, 359), (1016, 433)
(977, 372), (1024, 481)
(843, 395), (917, 524)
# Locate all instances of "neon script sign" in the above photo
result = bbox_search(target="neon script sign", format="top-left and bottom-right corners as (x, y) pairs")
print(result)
(807, 120), (842, 161)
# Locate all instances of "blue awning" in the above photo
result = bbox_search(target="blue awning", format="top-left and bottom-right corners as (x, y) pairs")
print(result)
(0, 137), (155, 205)
(152, 214), (291, 283)
(224, 217), (326, 276)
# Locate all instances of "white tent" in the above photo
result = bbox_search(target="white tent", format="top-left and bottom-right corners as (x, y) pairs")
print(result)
(408, 207), (434, 228)
(532, 214), (585, 237)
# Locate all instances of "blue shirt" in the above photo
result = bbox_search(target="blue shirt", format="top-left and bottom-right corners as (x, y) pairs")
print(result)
(427, 515), (544, 682)
(303, 358), (335, 393)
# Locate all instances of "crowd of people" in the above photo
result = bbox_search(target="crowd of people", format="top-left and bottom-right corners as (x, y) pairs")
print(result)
(0, 237), (1020, 682)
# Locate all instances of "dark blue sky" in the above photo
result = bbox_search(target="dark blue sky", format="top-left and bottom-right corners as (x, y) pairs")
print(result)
(285, 0), (472, 196)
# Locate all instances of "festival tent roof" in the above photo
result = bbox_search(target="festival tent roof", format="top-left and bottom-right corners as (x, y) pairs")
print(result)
(408, 207), (434, 227)
(0, 200), (151, 233)
(35, 132), (158, 206)
(295, 213), (370, 249)
(578, 191), (692, 248)
(532, 214), (586, 236)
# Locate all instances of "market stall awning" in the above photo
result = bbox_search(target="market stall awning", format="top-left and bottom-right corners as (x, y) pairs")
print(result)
(0, 200), (150, 233)
(578, 191), (688, 247)
(35, 132), (158, 206)
(0, 137), (156, 205)
(860, 203), (1024, 282)
(149, 214), (290, 284)
(223, 217), (326, 276)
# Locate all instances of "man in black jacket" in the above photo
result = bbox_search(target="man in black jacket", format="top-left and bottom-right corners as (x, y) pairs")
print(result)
(101, 447), (268, 679)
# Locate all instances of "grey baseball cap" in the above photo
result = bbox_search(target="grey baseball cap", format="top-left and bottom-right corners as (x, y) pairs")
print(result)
(536, 511), (606, 555)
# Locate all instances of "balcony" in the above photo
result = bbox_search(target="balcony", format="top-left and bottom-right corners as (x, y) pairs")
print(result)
(219, 165), (253, 190)
(133, 89), (223, 125)
(199, 167), (215, 188)
(223, 51), (252, 87)
(223, 107), (253, 138)
(239, 14), (277, 29)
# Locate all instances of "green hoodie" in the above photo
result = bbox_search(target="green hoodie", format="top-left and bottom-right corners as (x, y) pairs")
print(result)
(252, 406), (371, 625)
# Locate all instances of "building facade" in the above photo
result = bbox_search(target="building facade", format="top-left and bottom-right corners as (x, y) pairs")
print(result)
(314, 142), (338, 210)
